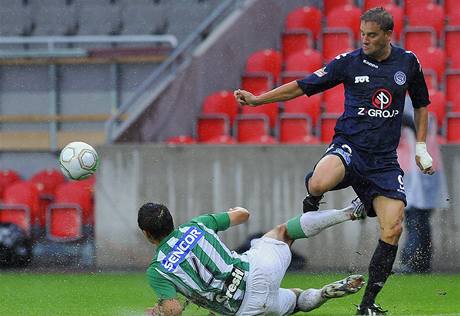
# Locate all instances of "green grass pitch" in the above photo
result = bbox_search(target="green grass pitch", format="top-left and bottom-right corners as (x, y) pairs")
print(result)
(0, 272), (459, 315)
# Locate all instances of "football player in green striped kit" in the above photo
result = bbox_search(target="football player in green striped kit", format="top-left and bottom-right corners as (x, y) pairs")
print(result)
(138, 200), (366, 316)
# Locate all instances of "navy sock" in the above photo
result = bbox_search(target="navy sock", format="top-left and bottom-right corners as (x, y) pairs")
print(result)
(360, 239), (398, 307)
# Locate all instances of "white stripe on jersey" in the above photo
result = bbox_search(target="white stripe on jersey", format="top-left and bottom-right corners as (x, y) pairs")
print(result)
(156, 267), (191, 296)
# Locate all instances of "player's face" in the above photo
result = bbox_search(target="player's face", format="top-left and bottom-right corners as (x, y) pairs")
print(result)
(360, 21), (392, 59)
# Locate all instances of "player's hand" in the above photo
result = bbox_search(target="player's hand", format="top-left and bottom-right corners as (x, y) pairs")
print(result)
(415, 142), (435, 175)
(234, 89), (258, 106)
(145, 305), (163, 316)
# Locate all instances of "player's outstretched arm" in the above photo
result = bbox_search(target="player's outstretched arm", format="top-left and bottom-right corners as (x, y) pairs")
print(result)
(234, 81), (304, 107)
(414, 107), (434, 175)
(145, 299), (183, 316)
(227, 207), (250, 227)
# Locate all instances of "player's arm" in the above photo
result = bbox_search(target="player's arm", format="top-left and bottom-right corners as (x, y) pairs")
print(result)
(145, 299), (183, 316)
(227, 206), (250, 227)
(234, 81), (304, 107)
(413, 106), (434, 175)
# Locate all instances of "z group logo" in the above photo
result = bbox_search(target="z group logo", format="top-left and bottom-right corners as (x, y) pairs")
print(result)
(372, 89), (392, 109)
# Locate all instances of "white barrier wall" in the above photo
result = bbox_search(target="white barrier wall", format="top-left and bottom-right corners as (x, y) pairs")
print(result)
(95, 144), (460, 272)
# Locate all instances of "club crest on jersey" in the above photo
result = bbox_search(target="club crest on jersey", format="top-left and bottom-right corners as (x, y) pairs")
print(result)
(314, 67), (327, 77)
(161, 226), (204, 272)
(394, 71), (406, 85)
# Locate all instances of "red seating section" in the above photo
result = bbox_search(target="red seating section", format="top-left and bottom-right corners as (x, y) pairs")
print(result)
(284, 6), (322, 40)
(202, 90), (239, 125)
(364, 0), (394, 11)
(234, 115), (276, 144)
(326, 5), (362, 40)
(279, 114), (319, 144)
(197, 115), (230, 143)
(245, 49), (282, 84)
(0, 170), (21, 200)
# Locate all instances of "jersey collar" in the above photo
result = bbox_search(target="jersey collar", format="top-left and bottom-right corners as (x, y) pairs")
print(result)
(361, 43), (395, 64)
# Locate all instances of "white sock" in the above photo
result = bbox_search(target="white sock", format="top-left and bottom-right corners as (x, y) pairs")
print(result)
(296, 288), (327, 312)
(300, 207), (352, 238)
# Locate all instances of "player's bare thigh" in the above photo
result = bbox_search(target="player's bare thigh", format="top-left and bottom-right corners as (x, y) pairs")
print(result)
(373, 196), (405, 245)
(308, 155), (346, 196)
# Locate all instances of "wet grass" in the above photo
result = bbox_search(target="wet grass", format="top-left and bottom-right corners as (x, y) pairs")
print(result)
(0, 272), (458, 315)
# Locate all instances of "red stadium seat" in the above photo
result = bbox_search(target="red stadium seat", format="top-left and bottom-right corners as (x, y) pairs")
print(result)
(428, 89), (447, 128)
(417, 47), (446, 87)
(384, 4), (404, 42)
(323, 0), (353, 16)
(326, 5), (362, 40)
(445, 0), (456, 16)
(47, 204), (82, 241)
(445, 27), (460, 69)
(320, 114), (339, 143)
(445, 70), (460, 103)
(447, 9), (460, 26)
(278, 114), (319, 144)
(234, 115), (276, 144)
(449, 93), (460, 113)
(284, 6), (322, 40)
(52, 182), (92, 229)
(283, 94), (322, 128)
(245, 49), (282, 84)
(363, 0), (394, 11)
(29, 169), (66, 228)
(202, 90), (239, 125)
(402, 28), (437, 52)
(323, 85), (345, 114)
(446, 113), (460, 143)
(407, 3), (445, 38)
(0, 170), (21, 200)
(241, 72), (273, 93)
(280, 71), (310, 85)
(404, 0), (434, 15)
(284, 49), (323, 72)
(166, 135), (196, 145)
(240, 102), (279, 129)
(196, 115), (230, 143)
(322, 29), (354, 61)
(424, 70), (437, 91)
(204, 135), (237, 144)
(281, 30), (312, 60)
(0, 181), (40, 234)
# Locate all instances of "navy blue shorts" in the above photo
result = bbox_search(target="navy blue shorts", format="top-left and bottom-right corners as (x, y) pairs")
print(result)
(314, 137), (407, 217)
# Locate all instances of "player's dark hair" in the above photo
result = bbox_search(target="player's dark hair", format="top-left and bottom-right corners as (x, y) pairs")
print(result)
(361, 7), (394, 32)
(138, 203), (174, 240)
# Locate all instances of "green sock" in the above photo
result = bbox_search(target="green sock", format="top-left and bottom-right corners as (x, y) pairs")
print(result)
(287, 215), (307, 239)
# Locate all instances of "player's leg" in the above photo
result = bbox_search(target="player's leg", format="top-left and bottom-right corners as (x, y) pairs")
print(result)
(263, 198), (366, 246)
(287, 274), (365, 314)
(357, 196), (404, 315)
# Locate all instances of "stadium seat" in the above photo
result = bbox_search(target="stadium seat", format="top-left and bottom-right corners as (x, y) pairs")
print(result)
(283, 94), (322, 128)
(445, 27), (460, 69)
(280, 71), (310, 85)
(33, 5), (77, 36)
(445, 70), (460, 103)
(323, 0), (353, 16)
(424, 70), (438, 91)
(245, 49), (282, 84)
(120, 4), (167, 38)
(323, 85), (345, 114)
(320, 114), (339, 143)
(363, 0), (394, 11)
(0, 170), (21, 200)
(284, 6), (322, 41)
(241, 72), (274, 93)
(46, 205), (83, 241)
(77, 4), (122, 38)
(446, 113), (460, 143)
(447, 8), (460, 26)
(166, 135), (197, 144)
(384, 4), (404, 42)
(0, 181), (40, 234)
(322, 29), (354, 61)
(196, 115), (230, 143)
(326, 5), (362, 40)
(284, 49), (323, 72)
(0, 7), (32, 37)
(29, 169), (66, 228)
(404, 0), (434, 15)
(240, 102), (279, 129)
(278, 114), (319, 144)
(427, 89), (447, 129)
(417, 47), (446, 87)
(402, 28), (437, 52)
(449, 93), (460, 113)
(281, 30), (313, 60)
(203, 135), (237, 145)
(406, 3), (445, 38)
(445, 0), (457, 16)
(234, 115), (276, 144)
(202, 90), (239, 125)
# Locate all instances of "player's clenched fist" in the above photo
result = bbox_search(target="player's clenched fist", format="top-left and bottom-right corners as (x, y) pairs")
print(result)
(234, 89), (258, 106)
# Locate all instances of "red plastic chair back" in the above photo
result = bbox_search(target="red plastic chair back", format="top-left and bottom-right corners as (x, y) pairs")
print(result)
(245, 49), (282, 83)
(445, 28), (460, 69)
(404, 0), (434, 15)
(427, 89), (446, 128)
(320, 115), (339, 143)
(283, 94), (322, 128)
(323, 85), (345, 114)
(0, 170), (21, 199)
(326, 5), (362, 40)
(384, 4), (404, 42)
(1, 181), (39, 232)
(281, 31), (312, 60)
(54, 182), (92, 226)
(417, 47), (446, 87)
(202, 90), (239, 125)
(323, 0), (353, 16)
(364, 0), (394, 11)
(47, 206), (82, 241)
(235, 115), (275, 143)
(166, 136), (196, 144)
(241, 73), (273, 93)
(407, 3), (445, 37)
(322, 30), (354, 61)
(240, 102), (279, 129)
(284, 49), (323, 72)
(279, 115), (318, 144)
(197, 115), (230, 142)
(284, 6), (322, 40)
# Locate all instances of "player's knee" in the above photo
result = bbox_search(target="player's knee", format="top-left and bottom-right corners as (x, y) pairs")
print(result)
(381, 222), (403, 242)
(308, 176), (328, 195)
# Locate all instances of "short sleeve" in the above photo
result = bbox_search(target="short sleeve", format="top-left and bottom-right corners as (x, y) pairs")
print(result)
(407, 52), (431, 108)
(296, 53), (347, 96)
(190, 212), (230, 232)
(147, 266), (177, 300)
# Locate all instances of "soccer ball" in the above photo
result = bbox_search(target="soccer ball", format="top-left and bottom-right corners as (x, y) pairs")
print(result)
(59, 141), (99, 180)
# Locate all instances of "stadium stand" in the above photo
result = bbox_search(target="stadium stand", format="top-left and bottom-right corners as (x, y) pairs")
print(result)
(278, 114), (319, 144)
(322, 29), (354, 61)
(196, 115), (231, 143)
(283, 6), (322, 41)
(283, 94), (322, 129)
(201, 90), (239, 125)
(166, 135), (197, 144)
(0, 170), (21, 200)
(326, 4), (362, 40)
(234, 115), (276, 144)
(240, 101), (279, 129)
(323, 0), (353, 16)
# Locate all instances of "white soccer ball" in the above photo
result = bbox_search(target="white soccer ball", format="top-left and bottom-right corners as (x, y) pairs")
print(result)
(59, 141), (99, 180)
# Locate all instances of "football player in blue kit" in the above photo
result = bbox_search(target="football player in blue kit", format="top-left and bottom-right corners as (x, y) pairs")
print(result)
(234, 7), (434, 315)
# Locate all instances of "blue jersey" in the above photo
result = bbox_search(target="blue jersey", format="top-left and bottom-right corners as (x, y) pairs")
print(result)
(297, 45), (430, 155)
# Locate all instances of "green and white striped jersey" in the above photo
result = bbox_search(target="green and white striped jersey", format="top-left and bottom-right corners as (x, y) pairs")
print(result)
(146, 212), (250, 315)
